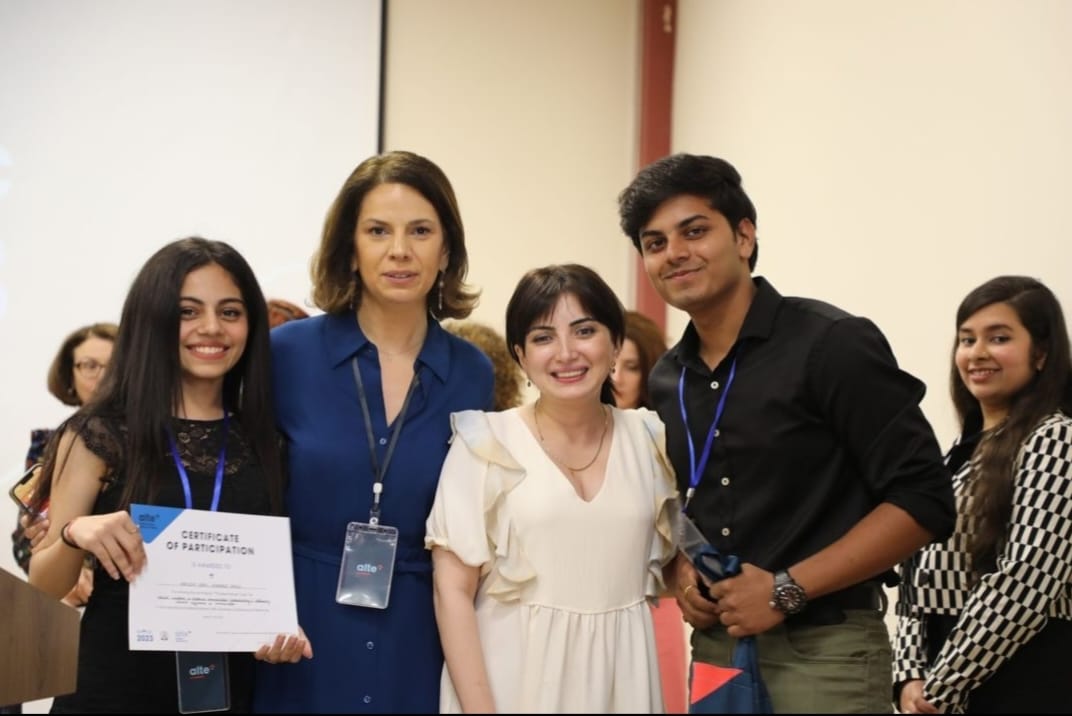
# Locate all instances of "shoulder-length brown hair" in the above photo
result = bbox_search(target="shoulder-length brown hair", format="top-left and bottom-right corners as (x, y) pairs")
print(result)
(47, 322), (119, 406)
(310, 150), (479, 318)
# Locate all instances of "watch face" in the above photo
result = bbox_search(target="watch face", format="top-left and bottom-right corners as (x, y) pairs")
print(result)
(775, 583), (807, 614)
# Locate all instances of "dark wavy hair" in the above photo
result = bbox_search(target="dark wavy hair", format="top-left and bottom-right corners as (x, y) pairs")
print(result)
(47, 322), (119, 406)
(505, 264), (625, 405)
(34, 237), (283, 515)
(618, 153), (759, 270)
(310, 150), (479, 319)
(952, 276), (1072, 573)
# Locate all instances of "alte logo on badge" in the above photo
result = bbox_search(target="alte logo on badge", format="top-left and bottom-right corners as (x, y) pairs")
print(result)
(189, 664), (216, 679)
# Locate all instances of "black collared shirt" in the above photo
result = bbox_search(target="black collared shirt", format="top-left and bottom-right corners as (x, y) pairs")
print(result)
(649, 277), (954, 574)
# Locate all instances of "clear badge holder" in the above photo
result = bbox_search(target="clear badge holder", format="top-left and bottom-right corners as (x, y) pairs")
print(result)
(175, 651), (230, 713)
(336, 520), (399, 609)
(676, 513), (740, 600)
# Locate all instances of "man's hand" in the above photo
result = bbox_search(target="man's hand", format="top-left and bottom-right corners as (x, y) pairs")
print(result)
(707, 563), (785, 637)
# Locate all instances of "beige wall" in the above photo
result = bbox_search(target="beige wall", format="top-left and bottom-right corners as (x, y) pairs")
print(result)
(671, 0), (1072, 445)
(387, 0), (1072, 445)
(385, 3), (1072, 648)
(384, 0), (642, 341)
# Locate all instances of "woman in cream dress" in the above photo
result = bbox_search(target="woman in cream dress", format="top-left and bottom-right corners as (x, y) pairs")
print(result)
(426, 264), (680, 713)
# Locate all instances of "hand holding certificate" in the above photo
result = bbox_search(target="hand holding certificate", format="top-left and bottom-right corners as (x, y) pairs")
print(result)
(129, 504), (303, 654)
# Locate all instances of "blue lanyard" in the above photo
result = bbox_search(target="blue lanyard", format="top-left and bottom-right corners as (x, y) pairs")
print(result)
(166, 413), (228, 512)
(678, 358), (737, 509)
(352, 357), (420, 525)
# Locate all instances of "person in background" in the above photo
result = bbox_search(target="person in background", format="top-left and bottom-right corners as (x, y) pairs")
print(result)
(612, 309), (686, 713)
(444, 320), (524, 411)
(427, 264), (679, 713)
(266, 298), (310, 329)
(614, 310), (667, 410)
(4, 322), (117, 715)
(618, 153), (955, 713)
(27, 237), (310, 713)
(894, 276), (1072, 714)
(252, 151), (494, 714)
(13, 322), (119, 601)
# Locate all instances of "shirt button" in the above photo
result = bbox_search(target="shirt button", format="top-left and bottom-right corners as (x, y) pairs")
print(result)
(363, 695), (372, 704)
(720, 477), (730, 486)
(714, 429), (720, 438)
(366, 641), (375, 650)
(710, 380), (720, 390)
(721, 527), (731, 536)
(378, 437), (387, 445)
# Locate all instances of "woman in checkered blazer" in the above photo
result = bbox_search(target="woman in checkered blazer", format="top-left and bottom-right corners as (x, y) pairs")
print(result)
(893, 276), (1072, 714)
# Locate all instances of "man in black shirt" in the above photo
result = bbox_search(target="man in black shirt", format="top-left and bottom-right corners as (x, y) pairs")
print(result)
(618, 154), (954, 713)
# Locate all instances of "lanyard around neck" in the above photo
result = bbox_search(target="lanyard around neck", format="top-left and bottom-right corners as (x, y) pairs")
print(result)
(352, 356), (420, 525)
(166, 413), (229, 512)
(678, 357), (737, 510)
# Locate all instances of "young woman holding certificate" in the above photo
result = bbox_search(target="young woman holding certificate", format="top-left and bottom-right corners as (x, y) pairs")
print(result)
(28, 237), (310, 713)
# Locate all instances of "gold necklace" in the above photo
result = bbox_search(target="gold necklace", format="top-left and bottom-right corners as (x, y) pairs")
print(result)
(533, 399), (610, 473)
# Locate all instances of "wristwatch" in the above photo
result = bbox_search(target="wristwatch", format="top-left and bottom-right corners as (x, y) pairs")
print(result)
(770, 569), (808, 615)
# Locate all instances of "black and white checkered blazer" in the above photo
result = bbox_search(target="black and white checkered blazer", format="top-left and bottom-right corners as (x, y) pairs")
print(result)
(893, 410), (1072, 713)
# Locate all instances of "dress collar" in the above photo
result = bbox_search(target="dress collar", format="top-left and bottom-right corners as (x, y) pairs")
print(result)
(323, 312), (451, 384)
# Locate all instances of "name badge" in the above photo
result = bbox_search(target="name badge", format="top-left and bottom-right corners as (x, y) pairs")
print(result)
(176, 651), (230, 713)
(336, 521), (398, 609)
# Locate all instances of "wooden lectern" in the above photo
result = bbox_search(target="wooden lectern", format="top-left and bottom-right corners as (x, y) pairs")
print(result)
(0, 567), (79, 705)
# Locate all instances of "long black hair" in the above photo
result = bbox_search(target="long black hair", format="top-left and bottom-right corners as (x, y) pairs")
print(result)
(34, 237), (283, 514)
(952, 276), (1072, 573)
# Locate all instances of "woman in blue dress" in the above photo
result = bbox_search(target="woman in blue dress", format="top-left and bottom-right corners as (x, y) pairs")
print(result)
(252, 151), (494, 713)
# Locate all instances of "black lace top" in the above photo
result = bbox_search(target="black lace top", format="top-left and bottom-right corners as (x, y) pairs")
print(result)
(51, 413), (272, 714)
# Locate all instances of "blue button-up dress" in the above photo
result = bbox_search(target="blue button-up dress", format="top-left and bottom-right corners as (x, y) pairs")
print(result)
(252, 313), (494, 713)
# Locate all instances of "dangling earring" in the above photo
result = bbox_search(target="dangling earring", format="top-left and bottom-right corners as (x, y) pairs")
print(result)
(437, 272), (445, 313)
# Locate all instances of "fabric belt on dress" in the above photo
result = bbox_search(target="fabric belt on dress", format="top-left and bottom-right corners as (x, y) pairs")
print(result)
(293, 542), (432, 574)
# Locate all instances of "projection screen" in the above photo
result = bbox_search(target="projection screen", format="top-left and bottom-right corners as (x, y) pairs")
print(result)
(0, 0), (383, 576)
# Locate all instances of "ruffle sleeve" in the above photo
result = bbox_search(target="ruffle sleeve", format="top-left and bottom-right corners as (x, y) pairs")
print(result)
(424, 409), (535, 601)
(636, 408), (681, 598)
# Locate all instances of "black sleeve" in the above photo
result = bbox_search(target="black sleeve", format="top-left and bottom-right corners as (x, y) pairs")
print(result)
(807, 316), (955, 541)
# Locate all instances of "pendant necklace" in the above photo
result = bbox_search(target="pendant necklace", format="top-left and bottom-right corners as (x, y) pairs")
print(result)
(534, 399), (610, 473)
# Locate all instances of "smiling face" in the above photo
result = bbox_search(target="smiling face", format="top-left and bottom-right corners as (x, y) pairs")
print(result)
(955, 301), (1044, 429)
(352, 182), (449, 313)
(515, 293), (616, 404)
(638, 194), (754, 316)
(178, 263), (249, 391)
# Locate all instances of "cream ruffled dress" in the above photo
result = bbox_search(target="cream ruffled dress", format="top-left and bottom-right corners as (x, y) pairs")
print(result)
(425, 406), (680, 714)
